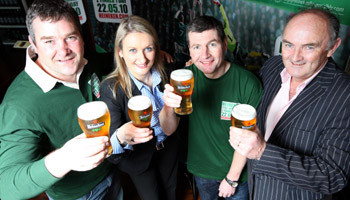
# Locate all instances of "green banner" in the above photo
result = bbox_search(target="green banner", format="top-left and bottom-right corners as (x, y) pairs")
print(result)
(246, 0), (350, 25)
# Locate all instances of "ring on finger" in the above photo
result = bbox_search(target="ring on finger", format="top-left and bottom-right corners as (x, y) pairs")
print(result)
(131, 137), (135, 142)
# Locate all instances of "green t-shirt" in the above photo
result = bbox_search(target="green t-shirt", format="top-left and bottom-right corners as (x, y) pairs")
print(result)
(187, 63), (263, 182)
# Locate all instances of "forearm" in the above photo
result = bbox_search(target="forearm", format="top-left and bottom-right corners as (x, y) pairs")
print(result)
(160, 105), (180, 135)
(0, 129), (59, 199)
(226, 151), (247, 181)
(0, 158), (59, 199)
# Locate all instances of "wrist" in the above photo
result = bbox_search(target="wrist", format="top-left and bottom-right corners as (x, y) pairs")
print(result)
(225, 176), (239, 188)
(257, 141), (266, 160)
(164, 104), (175, 114)
(45, 149), (70, 178)
(116, 130), (127, 147)
(226, 172), (240, 181)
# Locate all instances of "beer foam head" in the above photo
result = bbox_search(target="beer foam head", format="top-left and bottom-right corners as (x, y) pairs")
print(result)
(231, 104), (256, 121)
(170, 69), (193, 81)
(77, 101), (108, 121)
(128, 95), (152, 111)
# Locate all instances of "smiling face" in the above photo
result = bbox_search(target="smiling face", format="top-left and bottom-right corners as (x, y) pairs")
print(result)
(281, 13), (340, 84)
(118, 32), (155, 81)
(188, 29), (228, 79)
(29, 17), (84, 83)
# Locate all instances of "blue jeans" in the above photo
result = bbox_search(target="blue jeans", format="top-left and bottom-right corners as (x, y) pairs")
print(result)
(46, 173), (123, 200)
(195, 176), (249, 200)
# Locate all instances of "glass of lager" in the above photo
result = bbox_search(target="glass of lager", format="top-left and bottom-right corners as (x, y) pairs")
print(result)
(77, 101), (113, 157)
(170, 69), (194, 115)
(231, 104), (257, 131)
(128, 95), (153, 128)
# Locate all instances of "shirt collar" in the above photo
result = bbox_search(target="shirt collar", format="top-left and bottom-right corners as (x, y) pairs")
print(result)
(128, 68), (162, 90)
(24, 46), (87, 93)
(280, 61), (327, 90)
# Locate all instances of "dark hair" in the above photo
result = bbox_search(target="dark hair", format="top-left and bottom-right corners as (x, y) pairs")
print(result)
(286, 8), (340, 49)
(26, 0), (82, 44)
(186, 15), (226, 44)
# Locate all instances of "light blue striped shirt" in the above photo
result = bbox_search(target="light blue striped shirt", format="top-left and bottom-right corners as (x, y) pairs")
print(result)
(111, 68), (166, 154)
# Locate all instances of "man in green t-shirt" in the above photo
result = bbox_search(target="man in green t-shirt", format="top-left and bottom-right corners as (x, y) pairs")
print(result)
(0, 0), (121, 199)
(160, 16), (262, 200)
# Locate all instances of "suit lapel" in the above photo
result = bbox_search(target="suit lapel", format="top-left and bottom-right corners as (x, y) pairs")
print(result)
(271, 59), (336, 139)
(258, 57), (284, 134)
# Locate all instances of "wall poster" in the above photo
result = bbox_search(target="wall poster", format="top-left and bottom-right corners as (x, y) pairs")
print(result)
(92, 0), (132, 23)
(66, 0), (87, 24)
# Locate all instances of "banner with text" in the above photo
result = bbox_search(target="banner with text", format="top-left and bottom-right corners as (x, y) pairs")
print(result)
(92, 0), (132, 23)
(246, 0), (350, 25)
(65, 0), (86, 24)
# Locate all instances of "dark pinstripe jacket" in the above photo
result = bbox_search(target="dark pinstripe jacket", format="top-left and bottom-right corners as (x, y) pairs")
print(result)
(248, 56), (350, 200)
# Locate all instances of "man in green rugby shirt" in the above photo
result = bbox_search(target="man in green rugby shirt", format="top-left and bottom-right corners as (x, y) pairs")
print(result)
(0, 0), (121, 199)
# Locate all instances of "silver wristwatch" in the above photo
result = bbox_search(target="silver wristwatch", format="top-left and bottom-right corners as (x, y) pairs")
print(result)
(225, 177), (239, 188)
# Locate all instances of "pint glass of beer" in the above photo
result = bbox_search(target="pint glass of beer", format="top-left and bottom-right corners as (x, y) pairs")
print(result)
(231, 104), (257, 131)
(170, 69), (194, 115)
(128, 95), (153, 128)
(77, 101), (113, 156)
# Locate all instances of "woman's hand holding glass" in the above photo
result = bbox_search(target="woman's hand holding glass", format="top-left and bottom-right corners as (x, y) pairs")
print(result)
(116, 122), (153, 145)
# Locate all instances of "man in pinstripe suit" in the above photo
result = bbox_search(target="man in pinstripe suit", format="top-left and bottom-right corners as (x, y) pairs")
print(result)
(229, 8), (350, 200)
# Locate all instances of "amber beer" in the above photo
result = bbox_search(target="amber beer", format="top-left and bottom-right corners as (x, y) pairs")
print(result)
(231, 104), (257, 131)
(128, 95), (153, 128)
(77, 101), (113, 156)
(170, 69), (194, 115)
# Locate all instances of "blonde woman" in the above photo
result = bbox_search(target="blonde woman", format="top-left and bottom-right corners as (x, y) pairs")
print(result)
(100, 16), (178, 200)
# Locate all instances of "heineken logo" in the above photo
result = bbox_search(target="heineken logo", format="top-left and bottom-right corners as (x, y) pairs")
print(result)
(177, 85), (190, 92)
(139, 113), (151, 121)
(87, 122), (105, 131)
(242, 124), (255, 130)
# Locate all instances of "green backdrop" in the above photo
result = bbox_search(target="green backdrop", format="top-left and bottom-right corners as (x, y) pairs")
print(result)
(87, 0), (350, 70)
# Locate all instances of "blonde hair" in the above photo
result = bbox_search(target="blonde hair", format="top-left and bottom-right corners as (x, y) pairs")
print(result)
(105, 15), (166, 99)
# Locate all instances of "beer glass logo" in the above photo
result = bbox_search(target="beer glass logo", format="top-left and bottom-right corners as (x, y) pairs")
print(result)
(87, 119), (105, 132)
(241, 121), (255, 130)
(177, 83), (191, 93)
(139, 111), (151, 122)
